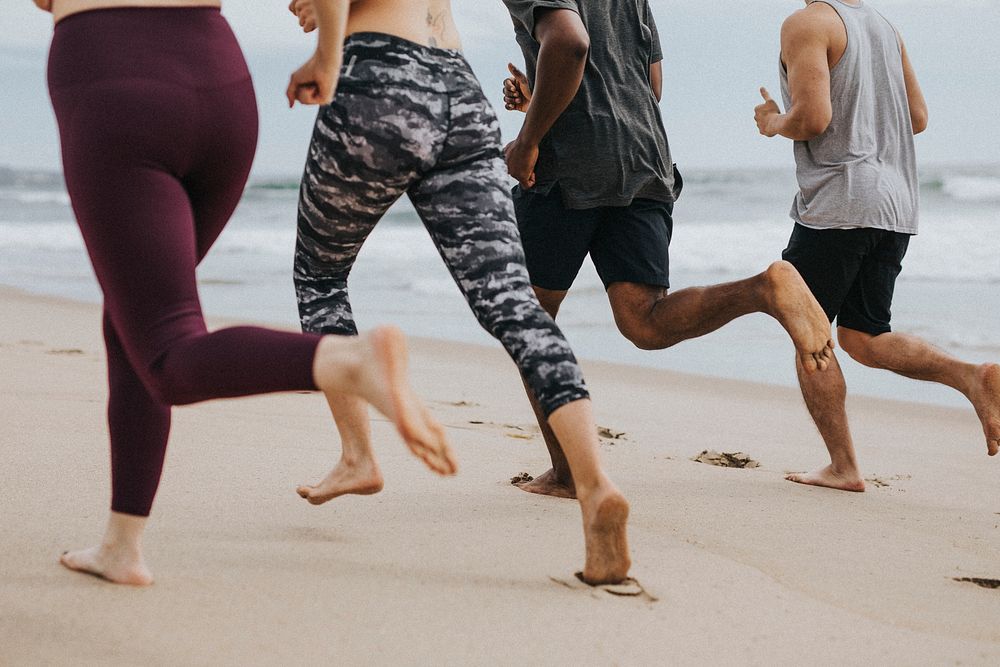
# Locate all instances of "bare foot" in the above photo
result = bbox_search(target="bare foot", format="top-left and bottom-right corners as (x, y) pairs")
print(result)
(763, 261), (835, 374)
(579, 487), (631, 585)
(316, 327), (458, 476)
(59, 545), (153, 586)
(515, 468), (577, 499)
(297, 458), (384, 505)
(786, 464), (866, 492)
(968, 363), (1000, 456)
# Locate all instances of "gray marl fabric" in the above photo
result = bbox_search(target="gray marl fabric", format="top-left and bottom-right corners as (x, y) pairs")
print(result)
(294, 32), (589, 416)
(780, 0), (918, 234)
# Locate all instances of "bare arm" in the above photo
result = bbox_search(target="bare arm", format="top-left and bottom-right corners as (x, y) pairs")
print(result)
(505, 8), (589, 188)
(900, 38), (928, 134)
(286, 0), (351, 107)
(650, 61), (662, 102)
(33, 1), (52, 11)
(755, 10), (833, 141)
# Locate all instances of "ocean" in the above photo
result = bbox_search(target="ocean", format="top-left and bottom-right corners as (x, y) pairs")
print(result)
(2, 164), (998, 408)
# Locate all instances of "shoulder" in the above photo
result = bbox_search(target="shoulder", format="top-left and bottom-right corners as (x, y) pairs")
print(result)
(781, 3), (841, 45)
(502, 0), (579, 31)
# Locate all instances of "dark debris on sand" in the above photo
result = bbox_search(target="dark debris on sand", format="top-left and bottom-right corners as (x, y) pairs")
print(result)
(691, 450), (760, 469)
(954, 577), (1000, 590)
(597, 426), (628, 441)
(510, 472), (534, 485)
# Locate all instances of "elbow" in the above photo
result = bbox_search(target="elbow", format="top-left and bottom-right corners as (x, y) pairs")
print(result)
(552, 31), (590, 62)
(911, 109), (928, 135)
(800, 114), (831, 141)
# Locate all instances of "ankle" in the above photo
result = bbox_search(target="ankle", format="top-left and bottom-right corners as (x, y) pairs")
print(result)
(339, 450), (376, 468)
(829, 460), (861, 478)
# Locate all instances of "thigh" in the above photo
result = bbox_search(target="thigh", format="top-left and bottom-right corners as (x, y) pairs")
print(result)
(52, 70), (211, 373)
(409, 154), (534, 306)
(591, 199), (673, 290)
(781, 224), (868, 323)
(185, 78), (259, 261)
(838, 231), (910, 335)
(296, 87), (423, 280)
(73, 163), (205, 368)
(512, 184), (600, 291)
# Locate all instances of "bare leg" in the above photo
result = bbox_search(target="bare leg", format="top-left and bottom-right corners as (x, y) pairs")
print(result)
(610, 261), (834, 373)
(548, 399), (630, 585)
(840, 327), (1000, 456)
(517, 381), (577, 498)
(60, 513), (153, 586)
(296, 393), (384, 505)
(312, 327), (457, 475)
(514, 286), (578, 498)
(786, 352), (866, 492)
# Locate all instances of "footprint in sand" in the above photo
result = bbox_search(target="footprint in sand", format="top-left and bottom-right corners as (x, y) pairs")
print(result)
(692, 450), (760, 469)
(953, 577), (1000, 590)
(45, 348), (85, 356)
(465, 420), (540, 441)
(865, 474), (912, 489)
(549, 574), (659, 603)
(438, 400), (481, 408)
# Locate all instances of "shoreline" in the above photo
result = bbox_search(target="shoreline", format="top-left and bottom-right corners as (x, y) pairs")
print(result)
(2, 284), (999, 664)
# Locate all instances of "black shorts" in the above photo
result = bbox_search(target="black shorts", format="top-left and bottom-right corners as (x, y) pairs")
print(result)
(512, 184), (674, 291)
(781, 224), (911, 336)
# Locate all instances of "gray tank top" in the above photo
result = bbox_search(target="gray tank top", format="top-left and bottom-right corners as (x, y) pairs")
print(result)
(780, 0), (919, 234)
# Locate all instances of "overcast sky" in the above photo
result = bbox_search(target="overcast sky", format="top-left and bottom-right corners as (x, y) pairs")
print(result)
(2, 1), (999, 176)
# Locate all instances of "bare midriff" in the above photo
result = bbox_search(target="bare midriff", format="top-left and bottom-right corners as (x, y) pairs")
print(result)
(51, 0), (221, 24)
(346, 0), (462, 51)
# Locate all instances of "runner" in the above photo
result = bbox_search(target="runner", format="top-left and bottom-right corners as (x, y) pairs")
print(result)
(501, 0), (834, 498)
(37, 0), (453, 586)
(755, 0), (1000, 491)
(288, 0), (631, 584)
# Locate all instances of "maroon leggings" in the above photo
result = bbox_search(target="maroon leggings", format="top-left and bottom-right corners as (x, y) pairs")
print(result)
(48, 8), (322, 516)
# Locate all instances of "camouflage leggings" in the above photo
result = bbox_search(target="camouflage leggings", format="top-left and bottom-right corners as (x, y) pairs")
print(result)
(294, 33), (588, 416)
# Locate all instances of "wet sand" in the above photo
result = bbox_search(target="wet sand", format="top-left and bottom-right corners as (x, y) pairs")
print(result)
(1, 285), (998, 664)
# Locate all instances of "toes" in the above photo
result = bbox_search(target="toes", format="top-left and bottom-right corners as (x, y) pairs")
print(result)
(814, 353), (829, 372)
(296, 486), (312, 499)
(800, 354), (818, 374)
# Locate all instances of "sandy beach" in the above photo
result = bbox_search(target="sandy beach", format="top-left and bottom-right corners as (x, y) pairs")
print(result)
(1, 284), (998, 665)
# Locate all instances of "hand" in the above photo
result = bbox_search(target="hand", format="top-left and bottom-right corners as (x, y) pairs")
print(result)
(33, 0), (53, 11)
(503, 62), (532, 112)
(288, 0), (317, 33)
(504, 138), (539, 189)
(287, 51), (341, 107)
(755, 87), (782, 138)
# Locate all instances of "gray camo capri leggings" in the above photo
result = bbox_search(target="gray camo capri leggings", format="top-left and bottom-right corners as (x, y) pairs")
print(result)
(294, 32), (589, 416)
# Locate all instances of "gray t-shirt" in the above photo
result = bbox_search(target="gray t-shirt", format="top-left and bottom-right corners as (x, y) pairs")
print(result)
(503, 0), (678, 209)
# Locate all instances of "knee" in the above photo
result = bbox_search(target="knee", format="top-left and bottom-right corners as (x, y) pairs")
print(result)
(617, 319), (662, 351)
(142, 343), (206, 406)
(837, 328), (876, 367)
(145, 363), (199, 406)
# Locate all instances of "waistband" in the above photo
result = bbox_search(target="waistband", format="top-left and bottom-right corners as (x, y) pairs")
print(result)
(339, 32), (475, 94)
(54, 5), (222, 29)
(344, 32), (465, 60)
(48, 6), (247, 92)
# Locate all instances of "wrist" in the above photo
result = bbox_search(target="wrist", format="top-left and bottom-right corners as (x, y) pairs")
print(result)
(514, 134), (540, 150)
(315, 42), (344, 68)
(767, 115), (785, 137)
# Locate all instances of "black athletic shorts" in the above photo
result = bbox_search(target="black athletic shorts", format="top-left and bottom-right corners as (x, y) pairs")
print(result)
(512, 184), (674, 291)
(781, 223), (911, 336)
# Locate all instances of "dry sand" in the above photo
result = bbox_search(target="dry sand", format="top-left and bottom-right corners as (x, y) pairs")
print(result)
(1, 285), (998, 665)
